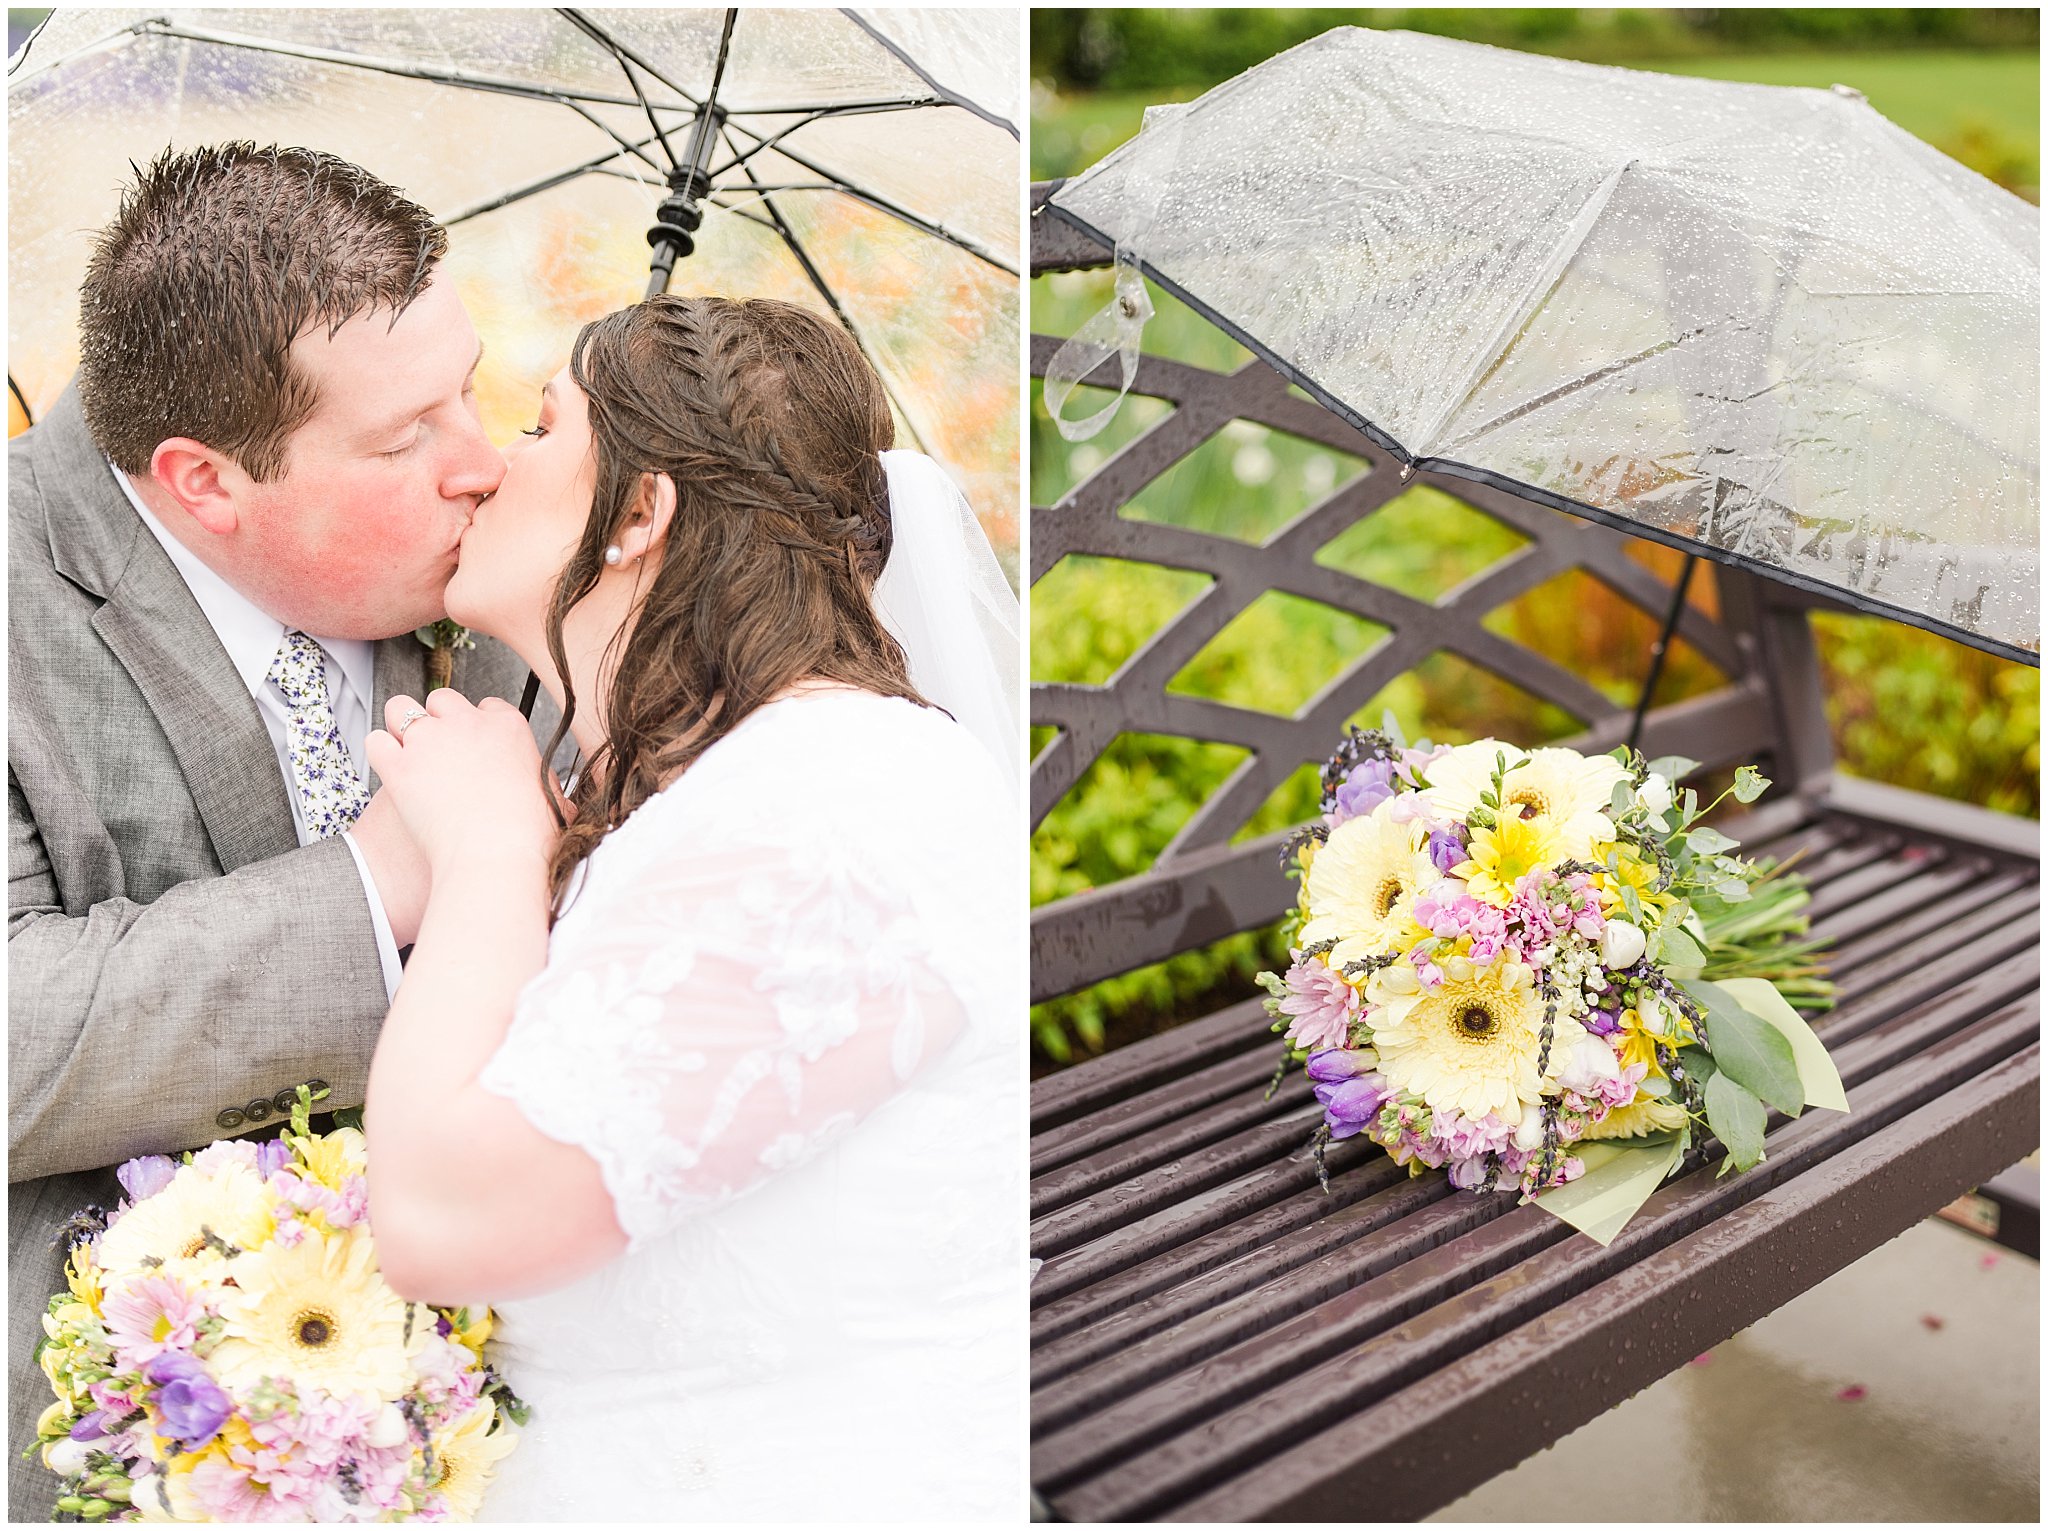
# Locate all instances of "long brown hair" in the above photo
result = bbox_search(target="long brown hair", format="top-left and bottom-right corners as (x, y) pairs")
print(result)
(541, 295), (925, 911)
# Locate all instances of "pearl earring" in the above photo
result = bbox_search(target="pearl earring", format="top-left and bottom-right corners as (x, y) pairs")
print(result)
(603, 545), (624, 567)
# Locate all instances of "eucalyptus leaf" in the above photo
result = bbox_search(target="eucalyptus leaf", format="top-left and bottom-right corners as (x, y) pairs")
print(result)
(1732, 765), (1770, 803)
(1687, 824), (1737, 855)
(1704, 1071), (1767, 1174)
(1677, 1044), (1718, 1087)
(1712, 877), (1753, 902)
(1658, 923), (1707, 969)
(1380, 709), (1406, 749)
(1714, 977), (1849, 1112)
(1684, 978), (1803, 1113)
(1611, 780), (1636, 817)
(1646, 755), (1700, 783)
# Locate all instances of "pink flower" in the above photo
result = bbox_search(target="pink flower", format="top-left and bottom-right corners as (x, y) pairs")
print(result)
(1429, 1108), (1516, 1161)
(187, 1139), (261, 1177)
(1277, 957), (1359, 1052)
(188, 1456), (280, 1522)
(102, 1274), (207, 1365)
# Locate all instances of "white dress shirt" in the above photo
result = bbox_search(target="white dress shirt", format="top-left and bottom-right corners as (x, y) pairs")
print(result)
(113, 465), (403, 999)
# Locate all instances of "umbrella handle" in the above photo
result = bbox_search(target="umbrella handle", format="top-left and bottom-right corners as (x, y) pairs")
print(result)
(1626, 554), (1698, 753)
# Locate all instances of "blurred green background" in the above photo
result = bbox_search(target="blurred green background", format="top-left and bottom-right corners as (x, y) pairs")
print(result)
(1029, 8), (2041, 1070)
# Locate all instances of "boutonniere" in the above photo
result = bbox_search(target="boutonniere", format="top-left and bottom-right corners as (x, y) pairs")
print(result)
(415, 619), (476, 692)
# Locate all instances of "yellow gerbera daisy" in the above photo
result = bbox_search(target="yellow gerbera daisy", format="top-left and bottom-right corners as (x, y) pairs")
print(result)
(1418, 739), (1527, 817)
(1580, 1095), (1689, 1140)
(1457, 812), (1566, 907)
(210, 1228), (416, 1403)
(1299, 800), (1439, 967)
(1595, 843), (1675, 915)
(94, 1162), (275, 1280)
(427, 1402), (519, 1521)
(1368, 959), (1582, 1125)
(292, 1126), (368, 1193)
(1425, 742), (1624, 860)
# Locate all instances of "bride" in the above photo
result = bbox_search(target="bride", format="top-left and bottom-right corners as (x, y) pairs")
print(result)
(357, 296), (1021, 1519)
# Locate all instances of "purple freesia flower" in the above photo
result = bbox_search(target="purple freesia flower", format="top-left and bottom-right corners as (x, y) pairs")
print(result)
(1331, 758), (1397, 825)
(68, 1411), (109, 1443)
(116, 1155), (178, 1204)
(1583, 1007), (1622, 1037)
(1305, 1047), (1377, 1084)
(1308, 1054), (1393, 1140)
(1426, 824), (1467, 875)
(145, 1351), (232, 1450)
(255, 1138), (294, 1178)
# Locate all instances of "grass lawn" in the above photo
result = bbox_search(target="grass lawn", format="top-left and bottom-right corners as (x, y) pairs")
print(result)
(1032, 49), (2039, 197)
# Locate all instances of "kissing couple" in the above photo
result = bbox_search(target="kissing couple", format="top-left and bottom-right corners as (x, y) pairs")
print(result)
(10, 143), (1022, 1520)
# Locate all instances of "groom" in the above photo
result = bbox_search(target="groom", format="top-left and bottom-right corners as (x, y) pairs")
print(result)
(7, 144), (551, 1519)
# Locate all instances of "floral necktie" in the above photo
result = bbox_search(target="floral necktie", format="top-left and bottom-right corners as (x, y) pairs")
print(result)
(267, 630), (369, 839)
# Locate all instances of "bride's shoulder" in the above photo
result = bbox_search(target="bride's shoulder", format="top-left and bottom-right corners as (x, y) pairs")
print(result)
(665, 691), (1005, 826)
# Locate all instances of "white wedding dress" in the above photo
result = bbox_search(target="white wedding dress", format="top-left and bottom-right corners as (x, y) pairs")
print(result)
(473, 690), (1023, 1521)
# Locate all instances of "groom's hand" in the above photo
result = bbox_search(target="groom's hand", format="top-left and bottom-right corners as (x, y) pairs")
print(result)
(367, 691), (555, 877)
(352, 790), (433, 949)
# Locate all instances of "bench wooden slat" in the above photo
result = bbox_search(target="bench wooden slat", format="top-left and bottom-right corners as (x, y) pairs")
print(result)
(1043, 1000), (2038, 1520)
(1031, 804), (2040, 1519)
(1166, 1035), (2039, 1522)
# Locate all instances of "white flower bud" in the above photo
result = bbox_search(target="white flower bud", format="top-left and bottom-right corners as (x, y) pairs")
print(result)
(1513, 1113), (1547, 1151)
(1638, 773), (1674, 815)
(44, 1438), (92, 1477)
(367, 1402), (409, 1450)
(1602, 919), (1647, 970)
(1442, 955), (1474, 984)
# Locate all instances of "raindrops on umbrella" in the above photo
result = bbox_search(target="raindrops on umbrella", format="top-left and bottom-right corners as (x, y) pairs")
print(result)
(1041, 27), (2038, 660)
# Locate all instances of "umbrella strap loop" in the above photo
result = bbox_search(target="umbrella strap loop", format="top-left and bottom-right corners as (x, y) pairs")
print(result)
(1042, 251), (1154, 443)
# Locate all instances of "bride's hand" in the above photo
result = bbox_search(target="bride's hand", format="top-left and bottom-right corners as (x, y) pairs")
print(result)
(366, 691), (556, 874)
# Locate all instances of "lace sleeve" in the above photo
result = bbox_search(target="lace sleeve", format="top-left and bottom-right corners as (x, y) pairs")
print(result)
(477, 805), (969, 1251)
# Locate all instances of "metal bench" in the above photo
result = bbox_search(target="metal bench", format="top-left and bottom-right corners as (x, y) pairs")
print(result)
(1027, 184), (2041, 1522)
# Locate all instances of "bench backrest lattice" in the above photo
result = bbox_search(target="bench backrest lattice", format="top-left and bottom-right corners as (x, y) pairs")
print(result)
(1030, 184), (1838, 1007)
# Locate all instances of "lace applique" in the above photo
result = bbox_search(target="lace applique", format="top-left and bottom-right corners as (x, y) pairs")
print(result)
(478, 711), (989, 1251)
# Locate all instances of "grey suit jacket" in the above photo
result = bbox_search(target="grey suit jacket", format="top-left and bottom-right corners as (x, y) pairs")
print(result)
(7, 386), (560, 1518)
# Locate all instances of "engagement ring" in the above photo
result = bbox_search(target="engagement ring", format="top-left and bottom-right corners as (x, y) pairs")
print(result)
(396, 707), (429, 740)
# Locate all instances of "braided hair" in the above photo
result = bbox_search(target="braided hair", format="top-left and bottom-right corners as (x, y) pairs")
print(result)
(541, 295), (926, 913)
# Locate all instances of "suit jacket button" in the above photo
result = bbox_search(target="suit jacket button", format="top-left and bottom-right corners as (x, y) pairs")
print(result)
(307, 1079), (330, 1096)
(273, 1088), (298, 1113)
(216, 1108), (246, 1130)
(243, 1099), (272, 1123)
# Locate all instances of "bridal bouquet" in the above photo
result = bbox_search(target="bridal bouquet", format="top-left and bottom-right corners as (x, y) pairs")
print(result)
(32, 1091), (523, 1522)
(1262, 725), (1844, 1244)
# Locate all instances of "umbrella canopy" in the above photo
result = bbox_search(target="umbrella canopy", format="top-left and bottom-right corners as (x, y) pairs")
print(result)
(1042, 27), (2038, 660)
(8, 6), (1020, 564)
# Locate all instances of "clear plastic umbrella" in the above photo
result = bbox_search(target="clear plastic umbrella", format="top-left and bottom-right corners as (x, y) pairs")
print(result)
(1042, 27), (2038, 660)
(8, 6), (1021, 563)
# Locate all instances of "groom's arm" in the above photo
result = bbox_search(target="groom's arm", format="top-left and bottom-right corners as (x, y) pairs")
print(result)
(8, 770), (390, 1183)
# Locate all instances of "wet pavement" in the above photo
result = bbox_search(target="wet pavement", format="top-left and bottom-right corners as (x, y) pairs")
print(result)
(1432, 1217), (2039, 1521)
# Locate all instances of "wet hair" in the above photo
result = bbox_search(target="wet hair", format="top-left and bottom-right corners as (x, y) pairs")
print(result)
(541, 295), (926, 912)
(76, 142), (446, 480)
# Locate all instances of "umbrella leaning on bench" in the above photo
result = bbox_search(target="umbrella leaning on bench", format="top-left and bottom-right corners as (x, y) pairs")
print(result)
(1025, 171), (2039, 1517)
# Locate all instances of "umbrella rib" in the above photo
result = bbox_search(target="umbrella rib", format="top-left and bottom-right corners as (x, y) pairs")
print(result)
(123, 18), (681, 111)
(557, 6), (682, 169)
(707, 100), (943, 181)
(837, 7), (1018, 139)
(552, 6), (706, 113)
(737, 163), (933, 455)
(721, 116), (1017, 275)
(440, 133), (672, 227)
